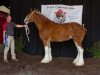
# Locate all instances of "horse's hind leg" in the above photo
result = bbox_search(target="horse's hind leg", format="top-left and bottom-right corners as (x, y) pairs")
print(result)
(72, 46), (79, 64)
(73, 41), (84, 66)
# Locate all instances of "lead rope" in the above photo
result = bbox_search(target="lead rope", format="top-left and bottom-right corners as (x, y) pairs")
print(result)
(25, 25), (30, 42)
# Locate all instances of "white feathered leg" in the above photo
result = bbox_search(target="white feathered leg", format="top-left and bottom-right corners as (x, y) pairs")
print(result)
(48, 43), (52, 61)
(73, 50), (79, 64)
(74, 43), (84, 66)
(41, 46), (50, 63)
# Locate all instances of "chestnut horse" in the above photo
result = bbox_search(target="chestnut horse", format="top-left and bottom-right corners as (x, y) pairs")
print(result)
(24, 10), (86, 66)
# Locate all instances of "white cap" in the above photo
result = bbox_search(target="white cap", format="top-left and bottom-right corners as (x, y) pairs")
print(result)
(0, 5), (10, 14)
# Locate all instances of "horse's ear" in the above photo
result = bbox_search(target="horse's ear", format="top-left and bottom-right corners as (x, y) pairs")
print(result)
(34, 8), (36, 11)
(30, 8), (33, 12)
(37, 9), (39, 12)
(39, 10), (41, 13)
(36, 9), (40, 12)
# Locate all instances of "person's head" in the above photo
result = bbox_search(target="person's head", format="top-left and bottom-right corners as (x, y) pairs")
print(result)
(6, 15), (12, 22)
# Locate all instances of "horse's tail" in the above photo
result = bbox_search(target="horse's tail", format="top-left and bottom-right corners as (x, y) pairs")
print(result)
(82, 24), (87, 32)
(82, 24), (85, 27)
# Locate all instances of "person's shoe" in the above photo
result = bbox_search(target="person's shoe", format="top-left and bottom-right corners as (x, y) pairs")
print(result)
(4, 60), (9, 63)
(12, 59), (19, 62)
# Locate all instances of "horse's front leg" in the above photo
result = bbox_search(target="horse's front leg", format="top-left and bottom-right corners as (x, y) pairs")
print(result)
(48, 43), (52, 61)
(41, 46), (49, 63)
(41, 42), (52, 63)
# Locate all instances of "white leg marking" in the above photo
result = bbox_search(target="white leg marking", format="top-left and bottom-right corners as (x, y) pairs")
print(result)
(41, 46), (50, 63)
(73, 50), (79, 64)
(48, 43), (52, 61)
(74, 43), (84, 66)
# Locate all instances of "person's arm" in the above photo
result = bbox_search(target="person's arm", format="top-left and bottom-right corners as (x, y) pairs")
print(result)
(16, 24), (26, 28)
(3, 31), (6, 43)
(3, 22), (7, 43)
(12, 22), (27, 28)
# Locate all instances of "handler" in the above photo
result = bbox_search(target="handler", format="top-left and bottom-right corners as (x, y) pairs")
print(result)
(3, 15), (27, 62)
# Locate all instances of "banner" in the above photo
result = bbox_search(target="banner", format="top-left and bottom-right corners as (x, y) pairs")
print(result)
(41, 5), (83, 24)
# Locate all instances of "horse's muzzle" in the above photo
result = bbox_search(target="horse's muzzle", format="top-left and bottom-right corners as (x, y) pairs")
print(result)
(24, 19), (28, 24)
(25, 21), (28, 24)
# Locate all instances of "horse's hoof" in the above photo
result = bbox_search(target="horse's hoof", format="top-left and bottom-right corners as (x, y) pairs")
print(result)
(49, 59), (52, 61)
(72, 61), (75, 64)
(72, 60), (77, 64)
(41, 59), (49, 63)
(74, 62), (84, 66)
(49, 57), (52, 61)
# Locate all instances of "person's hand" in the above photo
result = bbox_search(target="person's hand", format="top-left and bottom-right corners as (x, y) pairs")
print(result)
(23, 25), (28, 27)
(3, 40), (5, 44)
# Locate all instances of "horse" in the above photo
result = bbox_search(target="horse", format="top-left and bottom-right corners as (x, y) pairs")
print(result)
(24, 10), (87, 66)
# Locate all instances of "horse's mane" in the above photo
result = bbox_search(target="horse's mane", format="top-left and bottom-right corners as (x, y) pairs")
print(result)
(34, 11), (54, 23)
(33, 11), (84, 27)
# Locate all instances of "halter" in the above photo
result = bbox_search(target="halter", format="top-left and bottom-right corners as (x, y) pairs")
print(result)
(24, 11), (39, 42)
(26, 11), (34, 22)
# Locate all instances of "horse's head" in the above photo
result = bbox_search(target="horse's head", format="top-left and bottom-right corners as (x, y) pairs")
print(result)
(24, 9), (46, 24)
(24, 9), (36, 24)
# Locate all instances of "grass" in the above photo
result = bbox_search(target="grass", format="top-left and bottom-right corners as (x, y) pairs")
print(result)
(87, 41), (100, 58)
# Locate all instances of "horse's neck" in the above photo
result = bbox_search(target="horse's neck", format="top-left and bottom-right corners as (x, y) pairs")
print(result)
(38, 13), (50, 21)
(33, 12), (50, 30)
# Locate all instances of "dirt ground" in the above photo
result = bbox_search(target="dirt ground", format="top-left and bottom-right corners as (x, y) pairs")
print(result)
(0, 51), (100, 75)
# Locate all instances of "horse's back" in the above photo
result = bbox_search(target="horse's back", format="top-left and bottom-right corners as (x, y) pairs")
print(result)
(49, 22), (86, 42)
(52, 22), (86, 32)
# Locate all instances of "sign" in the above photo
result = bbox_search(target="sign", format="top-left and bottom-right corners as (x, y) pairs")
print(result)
(41, 5), (83, 24)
